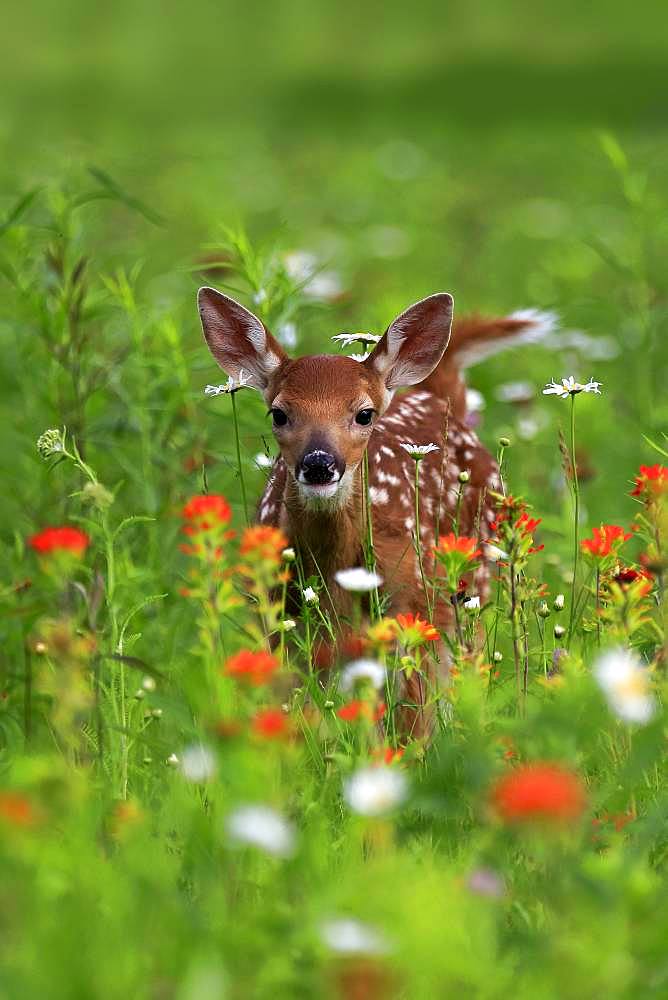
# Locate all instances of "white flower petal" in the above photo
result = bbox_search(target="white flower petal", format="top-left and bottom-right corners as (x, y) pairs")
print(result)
(335, 567), (384, 592)
(340, 659), (386, 693)
(319, 918), (389, 955)
(344, 765), (408, 817)
(180, 744), (217, 783)
(225, 805), (296, 858)
(594, 647), (656, 725)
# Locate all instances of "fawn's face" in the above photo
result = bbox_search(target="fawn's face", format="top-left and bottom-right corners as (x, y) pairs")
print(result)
(198, 288), (453, 506)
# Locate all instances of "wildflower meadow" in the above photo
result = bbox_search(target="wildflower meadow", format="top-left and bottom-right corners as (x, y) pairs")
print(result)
(2, 4), (668, 998)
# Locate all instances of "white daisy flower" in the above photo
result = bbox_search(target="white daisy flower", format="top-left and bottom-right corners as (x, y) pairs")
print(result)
(344, 765), (408, 817)
(225, 804), (296, 858)
(302, 586), (318, 605)
(399, 442), (440, 460)
(594, 647), (656, 725)
(331, 332), (382, 348)
(348, 351), (371, 363)
(204, 370), (254, 395)
(277, 321), (298, 349)
(319, 918), (389, 956)
(281, 619), (297, 632)
(542, 376), (602, 399)
(465, 387), (486, 413)
(340, 658), (386, 693)
(254, 452), (274, 469)
(464, 595), (480, 611)
(334, 567), (384, 592)
(180, 744), (217, 783)
(495, 381), (535, 404)
(282, 547), (296, 562)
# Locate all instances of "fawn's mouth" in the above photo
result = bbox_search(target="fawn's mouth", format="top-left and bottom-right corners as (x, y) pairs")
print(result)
(296, 478), (341, 501)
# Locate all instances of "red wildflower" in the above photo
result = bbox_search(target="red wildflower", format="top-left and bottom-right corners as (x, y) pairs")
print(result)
(515, 512), (542, 537)
(252, 708), (290, 739)
(372, 746), (405, 766)
(239, 525), (288, 563)
(630, 464), (668, 501)
(182, 494), (232, 530)
(434, 533), (481, 560)
(581, 524), (632, 560)
(491, 762), (586, 824)
(29, 526), (89, 557)
(613, 566), (653, 595)
(395, 613), (439, 643)
(0, 792), (35, 827)
(337, 700), (386, 723)
(223, 649), (279, 686)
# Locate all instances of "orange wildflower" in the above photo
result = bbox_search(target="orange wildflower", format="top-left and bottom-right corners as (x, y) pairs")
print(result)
(581, 524), (632, 560)
(223, 650), (279, 686)
(29, 526), (89, 557)
(491, 762), (586, 824)
(434, 533), (481, 560)
(630, 464), (668, 502)
(251, 708), (290, 739)
(0, 792), (35, 827)
(239, 525), (288, 563)
(337, 700), (386, 723)
(395, 612), (439, 643)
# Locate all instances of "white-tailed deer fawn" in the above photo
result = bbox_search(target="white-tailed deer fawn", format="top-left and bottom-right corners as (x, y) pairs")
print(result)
(198, 287), (552, 734)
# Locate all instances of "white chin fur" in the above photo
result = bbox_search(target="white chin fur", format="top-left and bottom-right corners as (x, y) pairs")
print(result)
(296, 469), (354, 509)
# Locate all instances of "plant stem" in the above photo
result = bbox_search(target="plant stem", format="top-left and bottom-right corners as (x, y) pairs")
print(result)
(567, 394), (580, 647)
(230, 392), (249, 526)
(413, 461), (433, 620)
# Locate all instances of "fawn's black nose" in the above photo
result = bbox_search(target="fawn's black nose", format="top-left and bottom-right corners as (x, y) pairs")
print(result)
(299, 450), (339, 485)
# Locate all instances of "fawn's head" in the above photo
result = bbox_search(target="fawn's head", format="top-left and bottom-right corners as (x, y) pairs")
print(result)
(198, 287), (453, 506)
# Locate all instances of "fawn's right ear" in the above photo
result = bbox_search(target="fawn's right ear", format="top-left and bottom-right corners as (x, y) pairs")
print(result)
(198, 287), (288, 392)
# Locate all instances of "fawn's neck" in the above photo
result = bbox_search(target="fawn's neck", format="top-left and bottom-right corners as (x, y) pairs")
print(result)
(284, 469), (365, 583)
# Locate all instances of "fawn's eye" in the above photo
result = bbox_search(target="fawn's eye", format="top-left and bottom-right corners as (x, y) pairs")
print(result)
(355, 408), (375, 426)
(270, 407), (289, 427)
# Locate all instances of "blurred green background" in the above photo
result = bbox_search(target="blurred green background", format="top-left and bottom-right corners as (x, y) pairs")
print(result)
(1, 0), (667, 533)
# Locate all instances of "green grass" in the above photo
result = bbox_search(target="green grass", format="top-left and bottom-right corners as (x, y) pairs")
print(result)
(1, 3), (668, 996)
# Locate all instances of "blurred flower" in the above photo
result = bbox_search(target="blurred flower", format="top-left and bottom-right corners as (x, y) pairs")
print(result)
(180, 744), (217, 783)
(491, 762), (586, 824)
(223, 650), (279, 686)
(554, 624), (566, 639)
(493, 651), (503, 662)
(554, 594), (565, 611)
(182, 494), (232, 529)
(254, 452), (274, 469)
(302, 586), (318, 605)
(281, 619), (297, 632)
(166, 753), (179, 767)
(319, 918), (389, 956)
(484, 543), (508, 562)
(395, 613), (439, 645)
(465, 387), (486, 413)
(204, 371), (253, 395)
(0, 791), (35, 828)
(340, 659), (386, 693)
(225, 804), (296, 857)
(277, 321), (298, 349)
(29, 526), (89, 557)
(399, 442), (439, 460)
(495, 381), (535, 404)
(594, 647), (656, 725)
(282, 547), (296, 562)
(36, 428), (64, 459)
(542, 376), (602, 398)
(142, 676), (156, 692)
(337, 700), (386, 723)
(466, 868), (505, 899)
(335, 567), (383, 592)
(284, 250), (343, 301)
(630, 464), (667, 502)
(344, 765), (408, 817)
(464, 595), (480, 612)
(252, 708), (290, 740)
(580, 524), (631, 560)
(240, 525), (288, 563)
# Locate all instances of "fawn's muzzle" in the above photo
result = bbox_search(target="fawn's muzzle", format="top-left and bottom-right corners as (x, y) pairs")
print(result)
(298, 450), (342, 486)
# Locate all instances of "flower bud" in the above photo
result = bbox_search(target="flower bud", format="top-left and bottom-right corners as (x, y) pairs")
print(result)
(166, 753), (179, 767)
(553, 594), (565, 612)
(554, 624), (566, 639)
(282, 547), (296, 562)
(458, 470), (470, 484)
(36, 428), (64, 459)
(498, 436), (511, 448)
(324, 700), (335, 710)
(537, 600), (550, 619)
(281, 619), (297, 632)
(134, 689), (145, 700)
(302, 586), (318, 605)
(142, 676), (156, 692)
(493, 650), (503, 662)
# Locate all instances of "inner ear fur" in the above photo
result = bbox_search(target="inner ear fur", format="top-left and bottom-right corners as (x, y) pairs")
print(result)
(365, 292), (454, 390)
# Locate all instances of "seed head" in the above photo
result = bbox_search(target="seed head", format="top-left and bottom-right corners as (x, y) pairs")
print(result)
(36, 428), (64, 460)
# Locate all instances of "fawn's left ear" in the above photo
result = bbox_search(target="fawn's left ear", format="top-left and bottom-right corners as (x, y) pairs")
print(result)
(365, 292), (454, 391)
(198, 286), (288, 392)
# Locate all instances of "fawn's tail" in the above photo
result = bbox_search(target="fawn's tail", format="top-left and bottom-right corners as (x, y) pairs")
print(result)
(422, 309), (559, 418)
